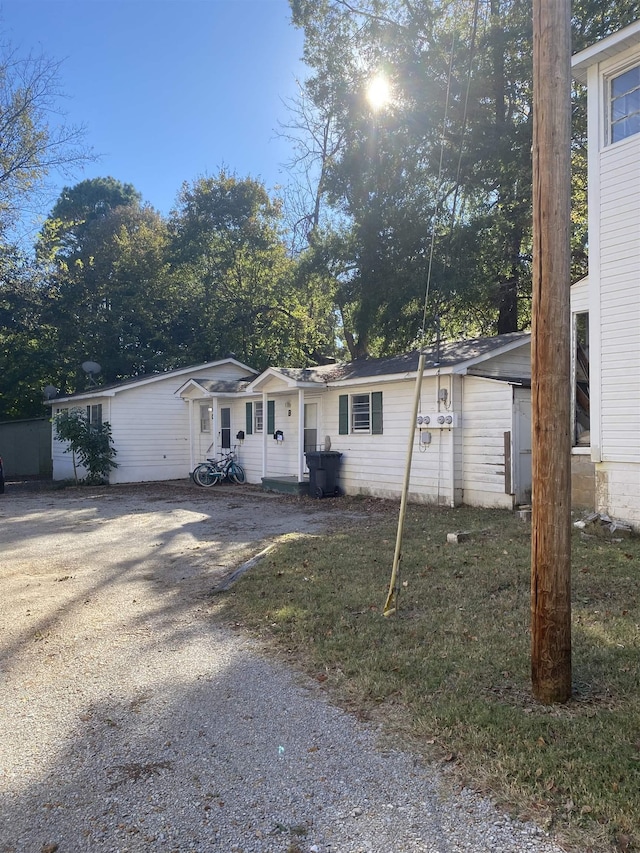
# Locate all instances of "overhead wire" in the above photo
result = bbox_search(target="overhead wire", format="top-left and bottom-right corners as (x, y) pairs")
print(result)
(383, 0), (483, 617)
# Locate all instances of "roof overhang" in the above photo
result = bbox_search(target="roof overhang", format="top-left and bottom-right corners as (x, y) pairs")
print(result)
(572, 20), (640, 83)
(327, 365), (457, 388)
(175, 379), (212, 398)
(468, 373), (532, 388)
(46, 358), (259, 405)
(450, 335), (531, 375)
(45, 389), (117, 405)
(245, 368), (323, 394)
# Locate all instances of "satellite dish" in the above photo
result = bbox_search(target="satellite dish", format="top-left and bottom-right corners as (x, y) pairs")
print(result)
(81, 360), (102, 387)
(43, 385), (58, 400)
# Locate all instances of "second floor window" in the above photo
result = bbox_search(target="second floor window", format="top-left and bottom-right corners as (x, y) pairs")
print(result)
(611, 64), (640, 143)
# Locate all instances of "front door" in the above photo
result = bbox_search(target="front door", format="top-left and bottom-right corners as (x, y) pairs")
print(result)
(198, 401), (214, 460)
(304, 402), (318, 453)
(220, 407), (231, 450)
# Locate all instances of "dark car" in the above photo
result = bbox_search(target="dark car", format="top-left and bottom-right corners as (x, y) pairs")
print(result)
(0, 455), (4, 493)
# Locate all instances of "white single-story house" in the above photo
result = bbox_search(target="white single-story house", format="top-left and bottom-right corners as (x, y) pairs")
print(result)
(571, 21), (640, 529)
(50, 331), (533, 510)
(49, 358), (258, 484)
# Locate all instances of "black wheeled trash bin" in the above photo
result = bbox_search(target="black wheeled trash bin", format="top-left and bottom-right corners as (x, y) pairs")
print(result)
(305, 450), (342, 498)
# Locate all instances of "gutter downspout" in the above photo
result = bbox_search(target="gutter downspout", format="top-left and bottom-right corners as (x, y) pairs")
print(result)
(262, 391), (268, 479)
(449, 380), (455, 508)
(188, 400), (194, 472)
(297, 388), (305, 482)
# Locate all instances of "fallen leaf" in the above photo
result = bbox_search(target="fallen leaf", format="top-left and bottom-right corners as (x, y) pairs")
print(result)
(616, 833), (631, 852)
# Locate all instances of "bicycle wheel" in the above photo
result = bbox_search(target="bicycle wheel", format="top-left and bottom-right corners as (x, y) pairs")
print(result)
(194, 463), (222, 487)
(229, 462), (246, 484)
(191, 464), (208, 486)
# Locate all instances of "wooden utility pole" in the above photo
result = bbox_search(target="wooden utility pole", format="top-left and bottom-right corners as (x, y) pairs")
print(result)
(531, 0), (572, 703)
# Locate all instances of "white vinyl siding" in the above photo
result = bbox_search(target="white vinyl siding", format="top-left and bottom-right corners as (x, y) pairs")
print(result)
(328, 379), (457, 505)
(51, 361), (255, 484)
(264, 397), (298, 478)
(467, 344), (531, 379)
(52, 399), (111, 481)
(577, 36), (640, 529)
(109, 383), (193, 483)
(329, 380), (445, 502)
(461, 377), (515, 509)
(598, 140), (640, 464)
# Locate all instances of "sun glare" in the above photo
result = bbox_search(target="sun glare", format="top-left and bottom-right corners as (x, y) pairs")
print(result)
(366, 73), (392, 112)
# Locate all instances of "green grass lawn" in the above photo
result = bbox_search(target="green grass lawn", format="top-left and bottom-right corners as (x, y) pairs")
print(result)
(218, 498), (640, 853)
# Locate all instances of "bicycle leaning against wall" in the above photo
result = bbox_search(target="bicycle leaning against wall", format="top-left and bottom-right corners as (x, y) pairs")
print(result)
(192, 446), (246, 487)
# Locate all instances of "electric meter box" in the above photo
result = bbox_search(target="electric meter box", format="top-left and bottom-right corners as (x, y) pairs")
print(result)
(416, 412), (460, 429)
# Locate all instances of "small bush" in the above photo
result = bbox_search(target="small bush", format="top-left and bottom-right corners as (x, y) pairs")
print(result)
(54, 408), (118, 484)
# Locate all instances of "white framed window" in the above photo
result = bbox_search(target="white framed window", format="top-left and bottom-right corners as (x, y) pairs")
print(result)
(573, 312), (590, 448)
(87, 404), (102, 429)
(609, 63), (640, 143)
(199, 404), (211, 433)
(254, 400), (263, 433)
(338, 392), (383, 435)
(351, 393), (371, 432)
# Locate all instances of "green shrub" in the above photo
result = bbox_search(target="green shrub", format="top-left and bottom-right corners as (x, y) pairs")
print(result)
(53, 408), (118, 484)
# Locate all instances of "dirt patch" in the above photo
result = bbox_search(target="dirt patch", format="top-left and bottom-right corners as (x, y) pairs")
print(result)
(0, 478), (366, 589)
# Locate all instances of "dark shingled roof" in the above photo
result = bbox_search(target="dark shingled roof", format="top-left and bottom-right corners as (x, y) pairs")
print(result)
(47, 365), (255, 402)
(275, 332), (530, 383)
(50, 333), (529, 402)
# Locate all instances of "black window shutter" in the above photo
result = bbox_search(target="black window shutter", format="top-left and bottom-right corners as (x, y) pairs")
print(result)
(371, 391), (383, 434)
(339, 394), (348, 435)
(267, 400), (275, 434)
(245, 402), (253, 435)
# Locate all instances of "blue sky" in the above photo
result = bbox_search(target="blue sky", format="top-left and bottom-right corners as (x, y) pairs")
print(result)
(1, 0), (307, 229)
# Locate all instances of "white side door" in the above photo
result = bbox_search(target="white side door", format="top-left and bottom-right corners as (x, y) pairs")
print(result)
(513, 387), (532, 504)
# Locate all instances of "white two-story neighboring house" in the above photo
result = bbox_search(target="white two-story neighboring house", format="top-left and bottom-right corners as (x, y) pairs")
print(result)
(571, 22), (640, 529)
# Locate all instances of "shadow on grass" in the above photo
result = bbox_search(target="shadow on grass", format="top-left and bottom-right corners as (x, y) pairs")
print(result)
(218, 503), (640, 853)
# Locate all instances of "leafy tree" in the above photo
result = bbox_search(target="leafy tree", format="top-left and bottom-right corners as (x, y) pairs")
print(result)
(289, 0), (534, 348)
(0, 244), (58, 419)
(37, 176), (142, 262)
(53, 407), (117, 484)
(288, 0), (640, 354)
(169, 171), (337, 368)
(36, 178), (182, 392)
(0, 37), (93, 240)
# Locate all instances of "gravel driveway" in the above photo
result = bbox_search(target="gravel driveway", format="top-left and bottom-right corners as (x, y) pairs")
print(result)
(0, 482), (570, 853)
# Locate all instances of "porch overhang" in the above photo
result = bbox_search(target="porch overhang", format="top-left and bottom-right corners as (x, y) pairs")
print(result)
(245, 368), (324, 394)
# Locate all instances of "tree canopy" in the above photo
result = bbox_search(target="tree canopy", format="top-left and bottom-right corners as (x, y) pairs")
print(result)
(286, 0), (640, 356)
(0, 37), (94, 241)
(3, 4), (640, 419)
